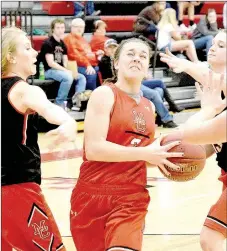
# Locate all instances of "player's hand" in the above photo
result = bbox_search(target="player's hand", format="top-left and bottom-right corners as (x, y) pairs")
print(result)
(195, 71), (226, 115)
(46, 119), (77, 150)
(145, 136), (184, 177)
(159, 48), (189, 73)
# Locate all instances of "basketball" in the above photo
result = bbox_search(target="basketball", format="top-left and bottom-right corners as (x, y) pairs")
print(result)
(160, 133), (206, 182)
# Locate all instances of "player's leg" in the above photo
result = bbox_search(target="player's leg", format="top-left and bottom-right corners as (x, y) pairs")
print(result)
(200, 188), (227, 251)
(70, 186), (111, 251)
(200, 226), (226, 251)
(2, 182), (66, 251)
(105, 190), (150, 251)
(1, 237), (12, 251)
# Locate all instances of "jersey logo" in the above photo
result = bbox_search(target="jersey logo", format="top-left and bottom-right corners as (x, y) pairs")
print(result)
(131, 138), (142, 147)
(32, 220), (50, 239)
(28, 203), (54, 251)
(132, 110), (146, 133)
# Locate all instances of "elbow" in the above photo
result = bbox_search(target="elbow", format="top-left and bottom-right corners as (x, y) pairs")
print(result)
(85, 145), (98, 161)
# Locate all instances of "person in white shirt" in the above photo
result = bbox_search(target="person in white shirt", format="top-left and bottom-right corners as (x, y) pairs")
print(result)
(157, 8), (198, 62)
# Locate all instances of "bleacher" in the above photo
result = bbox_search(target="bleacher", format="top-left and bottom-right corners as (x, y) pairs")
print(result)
(2, 1), (225, 125)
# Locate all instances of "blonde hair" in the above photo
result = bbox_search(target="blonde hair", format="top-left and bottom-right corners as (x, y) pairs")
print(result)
(1, 27), (26, 76)
(158, 8), (178, 30)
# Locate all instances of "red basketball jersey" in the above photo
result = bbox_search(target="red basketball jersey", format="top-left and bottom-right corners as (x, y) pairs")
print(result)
(79, 83), (156, 187)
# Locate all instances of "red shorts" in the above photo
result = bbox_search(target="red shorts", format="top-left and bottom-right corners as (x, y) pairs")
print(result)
(204, 170), (227, 238)
(70, 181), (150, 251)
(2, 182), (66, 251)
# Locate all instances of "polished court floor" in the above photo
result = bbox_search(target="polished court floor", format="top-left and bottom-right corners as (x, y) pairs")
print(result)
(37, 127), (226, 251)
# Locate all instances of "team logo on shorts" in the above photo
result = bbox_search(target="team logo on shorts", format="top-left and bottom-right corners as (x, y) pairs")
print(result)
(132, 110), (146, 133)
(27, 203), (54, 251)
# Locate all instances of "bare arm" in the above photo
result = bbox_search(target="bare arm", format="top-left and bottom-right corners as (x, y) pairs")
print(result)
(84, 86), (150, 162)
(63, 54), (68, 68)
(159, 49), (226, 94)
(182, 111), (226, 144)
(45, 54), (69, 72)
(179, 73), (226, 145)
(22, 85), (75, 125)
(84, 86), (183, 168)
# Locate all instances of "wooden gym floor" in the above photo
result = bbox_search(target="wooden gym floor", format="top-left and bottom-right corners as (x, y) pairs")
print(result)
(36, 125), (226, 251)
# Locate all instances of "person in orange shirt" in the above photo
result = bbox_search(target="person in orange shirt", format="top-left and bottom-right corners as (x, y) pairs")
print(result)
(90, 20), (109, 55)
(70, 38), (184, 251)
(64, 18), (99, 90)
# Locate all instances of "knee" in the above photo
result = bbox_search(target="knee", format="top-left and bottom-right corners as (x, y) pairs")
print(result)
(206, 35), (213, 42)
(62, 72), (73, 85)
(200, 228), (214, 251)
(200, 231), (208, 251)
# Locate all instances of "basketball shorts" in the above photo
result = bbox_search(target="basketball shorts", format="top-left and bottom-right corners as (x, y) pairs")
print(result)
(70, 180), (150, 251)
(2, 182), (66, 251)
(204, 170), (227, 237)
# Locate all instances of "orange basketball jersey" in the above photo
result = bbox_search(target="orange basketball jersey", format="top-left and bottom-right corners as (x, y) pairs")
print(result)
(79, 83), (156, 187)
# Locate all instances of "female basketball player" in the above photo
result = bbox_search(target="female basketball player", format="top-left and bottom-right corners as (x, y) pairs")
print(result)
(2, 27), (77, 251)
(160, 30), (227, 251)
(70, 38), (184, 251)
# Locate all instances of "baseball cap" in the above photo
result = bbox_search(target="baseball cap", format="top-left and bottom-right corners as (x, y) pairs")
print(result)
(104, 39), (118, 48)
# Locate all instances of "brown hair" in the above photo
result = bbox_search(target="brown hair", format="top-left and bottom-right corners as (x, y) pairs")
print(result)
(50, 18), (65, 34)
(1, 27), (26, 76)
(104, 38), (152, 84)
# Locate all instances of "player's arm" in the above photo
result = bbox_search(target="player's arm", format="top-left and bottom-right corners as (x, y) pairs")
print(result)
(181, 111), (226, 144)
(160, 49), (226, 94)
(84, 86), (150, 162)
(21, 84), (75, 126)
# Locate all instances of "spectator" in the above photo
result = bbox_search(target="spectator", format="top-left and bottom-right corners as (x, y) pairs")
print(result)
(99, 39), (179, 128)
(133, 1), (167, 35)
(90, 20), (109, 58)
(178, 1), (201, 31)
(157, 8), (199, 62)
(223, 2), (227, 29)
(74, 1), (101, 17)
(192, 8), (218, 59)
(40, 18), (86, 110)
(64, 18), (99, 90)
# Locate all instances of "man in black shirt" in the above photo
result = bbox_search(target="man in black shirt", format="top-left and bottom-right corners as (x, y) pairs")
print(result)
(40, 18), (86, 109)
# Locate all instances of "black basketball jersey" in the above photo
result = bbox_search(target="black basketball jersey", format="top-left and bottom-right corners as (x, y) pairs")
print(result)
(1, 76), (41, 186)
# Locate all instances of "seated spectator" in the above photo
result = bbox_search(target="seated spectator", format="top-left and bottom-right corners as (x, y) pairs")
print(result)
(99, 39), (179, 128)
(133, 1), (167, 36)
(192, 8), (218, 59)
(39, 18), (86, 110)
(64, 18), (99, 90)
(157, 8), (198, 62)
(90, 20), (109, 56)
(178, 1), (201, 31)
(223, 2), (226, 29)
(74, 1), (101, 17)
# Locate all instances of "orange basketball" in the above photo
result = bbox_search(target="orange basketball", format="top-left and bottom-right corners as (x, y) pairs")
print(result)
(160, 133), (206, 182)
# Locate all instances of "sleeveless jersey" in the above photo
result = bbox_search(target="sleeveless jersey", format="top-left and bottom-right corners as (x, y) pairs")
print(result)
(79, 83), (156, 187)
(1, 76), (41, 186)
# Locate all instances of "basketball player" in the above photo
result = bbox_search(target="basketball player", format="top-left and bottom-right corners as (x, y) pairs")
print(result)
(2, 27), (77, 250)
(160, 30), (227, 251)
(70, 38), (184, 251)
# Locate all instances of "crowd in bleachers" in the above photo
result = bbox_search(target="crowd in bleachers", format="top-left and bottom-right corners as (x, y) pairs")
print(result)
(2, 1), (225, 128)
